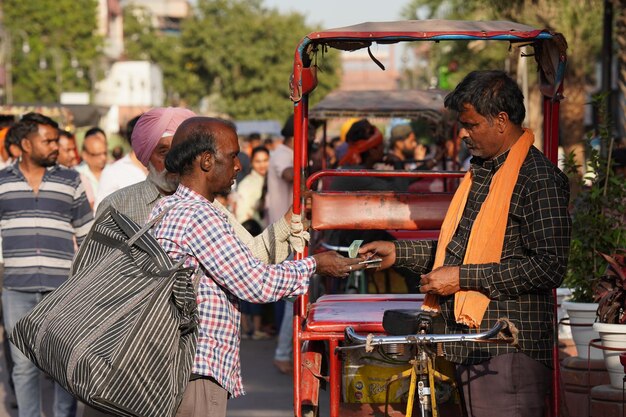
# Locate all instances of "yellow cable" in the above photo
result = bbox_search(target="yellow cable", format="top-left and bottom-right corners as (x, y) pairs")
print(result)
(431, 369), (454, 383)
(405, 363), (418, 417)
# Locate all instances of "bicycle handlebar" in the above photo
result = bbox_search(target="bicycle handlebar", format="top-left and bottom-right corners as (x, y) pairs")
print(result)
(338, 318), (516, 351)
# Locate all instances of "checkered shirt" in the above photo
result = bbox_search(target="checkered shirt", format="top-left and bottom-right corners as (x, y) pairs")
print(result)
(150, 185), (315, 397)
(395, 146), (571, 366)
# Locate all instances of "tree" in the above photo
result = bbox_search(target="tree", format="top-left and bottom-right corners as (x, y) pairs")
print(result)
(2, 0), (103, 103)
(122, 5), (197, 107)
(616, 0), (626, 139)
(180, 0), (341, 121)
(402, 0), (603, 163)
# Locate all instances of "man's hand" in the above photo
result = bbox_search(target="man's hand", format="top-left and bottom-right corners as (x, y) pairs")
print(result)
(419, 266), (460, 296)
(283, 206), (293, 223)
(358, 241), (396, 270)
(313, 251), (365, 278)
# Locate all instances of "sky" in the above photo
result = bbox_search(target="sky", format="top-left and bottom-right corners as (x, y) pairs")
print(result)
(261, 0), (414, 29)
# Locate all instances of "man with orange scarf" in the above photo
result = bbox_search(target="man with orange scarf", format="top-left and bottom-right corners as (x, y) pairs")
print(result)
(360, 70), (571, 417)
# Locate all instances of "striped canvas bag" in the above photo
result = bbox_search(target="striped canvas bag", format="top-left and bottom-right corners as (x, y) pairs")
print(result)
(10, 206), (198, 417)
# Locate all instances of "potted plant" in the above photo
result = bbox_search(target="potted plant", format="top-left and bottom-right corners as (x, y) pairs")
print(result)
(592, 250), (626, 389)
(562, 95), (626, 359)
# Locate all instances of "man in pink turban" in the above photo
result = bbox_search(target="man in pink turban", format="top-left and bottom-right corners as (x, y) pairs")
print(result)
(94, 107), (196, 225)
(132, 107), (196, 167)
(132, 107), (197, 194)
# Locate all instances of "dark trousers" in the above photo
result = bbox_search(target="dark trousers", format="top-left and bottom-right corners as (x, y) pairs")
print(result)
(455, 353), (550, 417)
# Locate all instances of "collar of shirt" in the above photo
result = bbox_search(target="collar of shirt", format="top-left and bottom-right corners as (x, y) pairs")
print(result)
(470, 149), (510, 178)
(8, 161), (59, 179)
(174, 184), (229, 222)
(145, 178), (165, 205)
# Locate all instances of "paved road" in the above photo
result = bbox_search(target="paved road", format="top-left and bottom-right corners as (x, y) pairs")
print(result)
(0, 331), (307, 417)
(229, 338), (296, 417)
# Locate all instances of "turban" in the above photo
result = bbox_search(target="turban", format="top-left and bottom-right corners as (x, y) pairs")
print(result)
(131, 107), (196, 167)
(338, 128), (383, 166)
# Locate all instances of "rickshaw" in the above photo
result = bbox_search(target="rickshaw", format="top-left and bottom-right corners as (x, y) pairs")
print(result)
(288, 20), (567, 417)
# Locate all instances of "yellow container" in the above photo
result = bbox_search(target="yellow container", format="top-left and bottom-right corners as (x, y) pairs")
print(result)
(342, 350), (412, 404)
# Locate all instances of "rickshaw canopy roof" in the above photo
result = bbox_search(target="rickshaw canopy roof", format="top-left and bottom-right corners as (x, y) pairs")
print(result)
(291, 20), (567, 102)
(309, 89), (447, 121)
(306, 20), (552, 48)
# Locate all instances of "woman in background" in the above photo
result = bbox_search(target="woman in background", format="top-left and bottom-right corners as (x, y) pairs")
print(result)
(235, 146), (270, 227)
(233, 145), (272, 340)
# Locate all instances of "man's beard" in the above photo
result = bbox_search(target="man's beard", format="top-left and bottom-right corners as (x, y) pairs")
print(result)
(401, 148), (415, 159)
(147, 163), (179, 193)
(32, 153), (57, 167)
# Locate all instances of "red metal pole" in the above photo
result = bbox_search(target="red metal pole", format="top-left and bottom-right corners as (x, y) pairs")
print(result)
(543, 86), (563, 417)
(306, 169), (465, 190)
(292, 101), (304, 417)
(329, 338), (340, 417)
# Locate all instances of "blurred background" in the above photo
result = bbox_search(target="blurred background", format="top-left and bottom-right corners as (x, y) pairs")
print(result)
(0, 0), (623, 163)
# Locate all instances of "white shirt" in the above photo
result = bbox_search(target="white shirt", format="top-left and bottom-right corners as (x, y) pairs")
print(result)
(75, 163), (101, 196)
(235, 169), (265, 225)
(94, 154), (147, 210)
(265, 143), (293, 224)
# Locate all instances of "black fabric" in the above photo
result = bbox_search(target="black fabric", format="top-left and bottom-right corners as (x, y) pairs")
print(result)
(189, 373), (220, 386)
(9, 207), (198, 417)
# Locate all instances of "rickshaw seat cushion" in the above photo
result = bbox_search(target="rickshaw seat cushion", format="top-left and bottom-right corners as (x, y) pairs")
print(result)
(382, 309), (434, 335)
(304, 294), (425, 333)
(310, 191), (453, 230)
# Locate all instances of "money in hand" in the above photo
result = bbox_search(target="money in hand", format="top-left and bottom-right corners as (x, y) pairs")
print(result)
(348, 239), (364, 258)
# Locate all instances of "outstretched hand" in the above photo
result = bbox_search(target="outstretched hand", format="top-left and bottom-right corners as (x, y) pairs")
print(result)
(313, 251), (365, 278)
(358, 241), (396, 270)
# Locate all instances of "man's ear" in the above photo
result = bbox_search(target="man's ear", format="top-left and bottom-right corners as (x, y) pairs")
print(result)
(20, 138), (31, 154)
(496, 112), (509, 133)
(200, 151), (213, 172)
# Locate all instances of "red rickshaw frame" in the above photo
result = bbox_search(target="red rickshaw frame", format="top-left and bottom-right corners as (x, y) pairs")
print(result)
(289, 19), (567, 417)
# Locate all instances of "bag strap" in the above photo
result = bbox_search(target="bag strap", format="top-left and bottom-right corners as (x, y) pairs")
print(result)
(136, 204), (203, 292)
(170, 256), (202, 292)
(127, 205), (175, 246)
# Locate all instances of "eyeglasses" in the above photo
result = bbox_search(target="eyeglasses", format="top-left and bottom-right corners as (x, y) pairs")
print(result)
(83, 150), (107, 158)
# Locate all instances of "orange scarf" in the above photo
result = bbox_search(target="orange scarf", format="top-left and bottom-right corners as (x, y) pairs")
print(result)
(422, 129), (534, 328)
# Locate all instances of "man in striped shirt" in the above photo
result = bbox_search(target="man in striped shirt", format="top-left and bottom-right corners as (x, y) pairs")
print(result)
(0, 113), (93, 417)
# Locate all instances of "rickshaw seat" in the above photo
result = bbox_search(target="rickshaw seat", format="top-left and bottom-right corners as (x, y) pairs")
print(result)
(304, 294), (425, 334)
(310, 191), (453, 231)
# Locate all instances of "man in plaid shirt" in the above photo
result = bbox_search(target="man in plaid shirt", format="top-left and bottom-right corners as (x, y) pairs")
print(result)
(151, 117), (364, 417)
(360, 71), (571, 417)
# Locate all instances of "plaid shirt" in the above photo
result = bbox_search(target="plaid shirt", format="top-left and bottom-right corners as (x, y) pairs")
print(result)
(98, 179), (294, 264)
(151, 185), (315, 397)
(395, 146), (571, 366)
